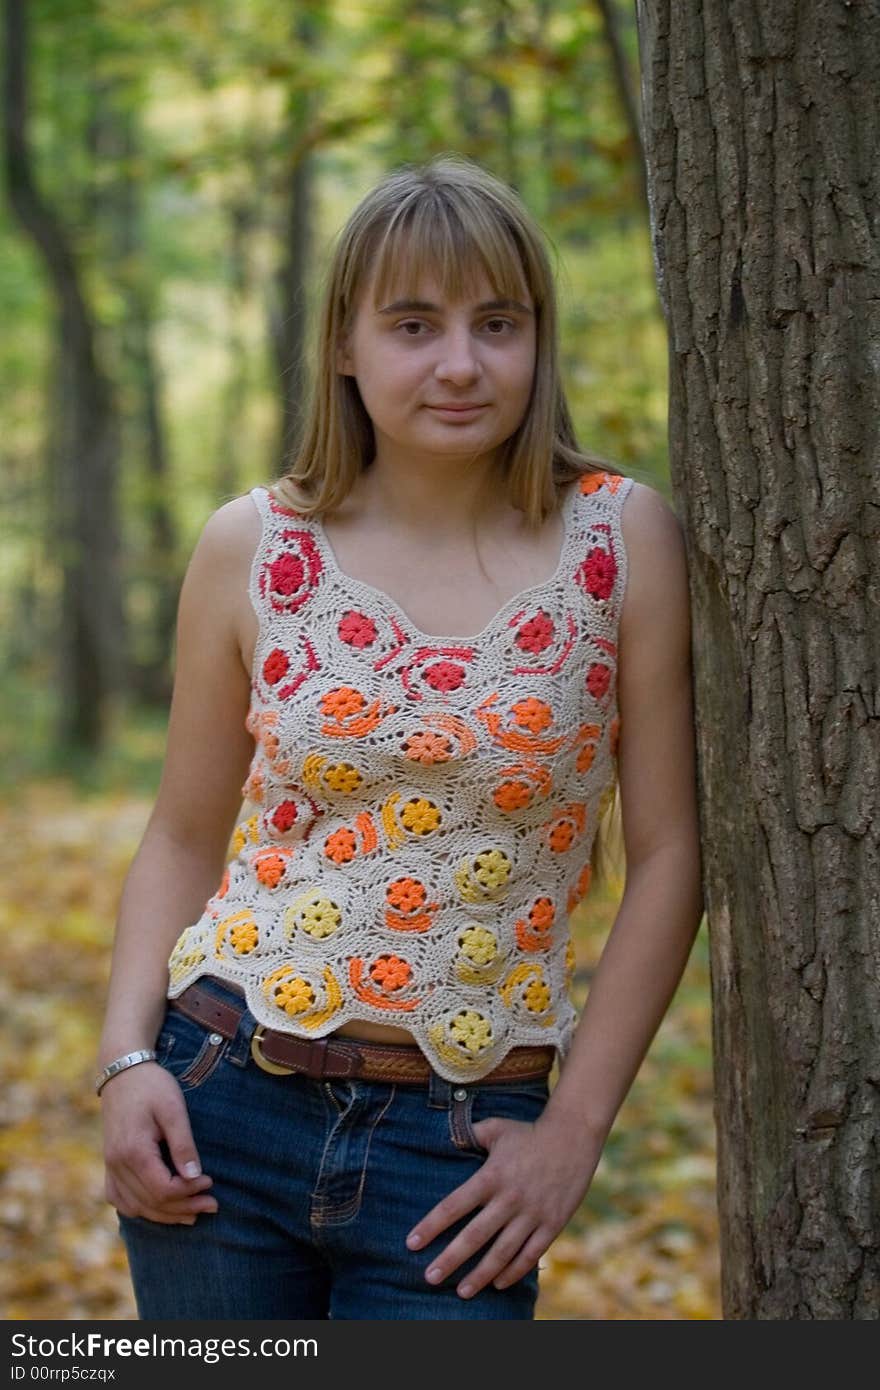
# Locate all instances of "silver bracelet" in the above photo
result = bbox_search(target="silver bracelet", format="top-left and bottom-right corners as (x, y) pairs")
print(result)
(95, 1049), (158, 1097)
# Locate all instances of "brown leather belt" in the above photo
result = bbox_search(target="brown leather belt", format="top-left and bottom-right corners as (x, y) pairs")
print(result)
(170, 982), (555, 1085)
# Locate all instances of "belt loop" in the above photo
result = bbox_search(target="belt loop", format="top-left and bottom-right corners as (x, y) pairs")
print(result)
(226, 1005), (258, 1067)
(427, 1069), (453, 1110)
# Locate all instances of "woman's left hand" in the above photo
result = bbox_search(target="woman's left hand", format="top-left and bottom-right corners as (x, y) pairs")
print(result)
(405, 1112), (603, 1299)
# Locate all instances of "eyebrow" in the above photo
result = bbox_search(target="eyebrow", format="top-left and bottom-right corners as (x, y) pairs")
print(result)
(376, 297), (534, 316)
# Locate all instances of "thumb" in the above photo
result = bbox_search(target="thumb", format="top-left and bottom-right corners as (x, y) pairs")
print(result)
(470, 1115), (504, 1149)
(156, 1092), (203, 1180)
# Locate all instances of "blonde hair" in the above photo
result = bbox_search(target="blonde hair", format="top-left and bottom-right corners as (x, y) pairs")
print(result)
(270, 153), (623, 527)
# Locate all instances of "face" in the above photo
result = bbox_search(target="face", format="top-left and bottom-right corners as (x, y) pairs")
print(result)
(337, 267), (537, 473)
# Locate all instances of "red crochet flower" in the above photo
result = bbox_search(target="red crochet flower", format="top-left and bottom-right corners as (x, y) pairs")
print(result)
(578, 547), (617, 601)
(268, 552), (305, 597)
(515, 611), (555, 654)
(338, 610), (378, 649)
(270, 800), (298, 833)
(422, 661), (466, 692)
(586, 663), (611, 699)
(262, 648), (290, 685)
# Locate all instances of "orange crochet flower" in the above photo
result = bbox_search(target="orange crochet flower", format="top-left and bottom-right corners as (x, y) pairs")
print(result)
(576, 744), (596, 774)
(548, 821), (576, 852)
(493, 780), (533, 812)
(567, 862), (593, 912)
(253, 850), (291, 888)
(579, 470), (622, 495)
(386, 878), (426, 912)
(324, 827), (358, 863)
(369, 954), (412, 992)
(404, 730), (452, 764)
(530, 897), (555, 930)
(320, 686), (366, 720)
(510, 698), (553, 733)
(610, 716), (621, 758)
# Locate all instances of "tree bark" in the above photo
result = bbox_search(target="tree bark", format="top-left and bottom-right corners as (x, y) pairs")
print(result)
(4, 0), (122, 750)
(90, 90), (176, 703)
(636, 0), (880, 1317)
(271, 7), (320, 472)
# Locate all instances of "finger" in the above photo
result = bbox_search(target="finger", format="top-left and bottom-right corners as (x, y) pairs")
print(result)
(111, 1169), (218, 1221)
(111, 1144), (215, 1212)
(129, 1141), (213, 1207)
(492, 1230), (549, 1290)
(455, 1219), (541, 1298)
(420, 1198), (514, 1285)
(108, 1173), (194, 1224)
(156, 1096), (206, 1181)
(405, 1170), (490, 1252)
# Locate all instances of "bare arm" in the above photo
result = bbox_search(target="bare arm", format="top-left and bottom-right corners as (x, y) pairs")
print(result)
(98, 495), (260, 1222)
(405, 481), (704, 1296)
(538, 481), (703, 1143)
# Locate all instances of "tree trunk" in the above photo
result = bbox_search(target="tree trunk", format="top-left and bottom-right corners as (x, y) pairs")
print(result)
(488, 8), (518, 189)
(594, 0), (649, 218)
(4, 0), (122, 751)
(636, 0), (880, 1317)
(217, 198), (257, 501)
(271, 8), (320, 472)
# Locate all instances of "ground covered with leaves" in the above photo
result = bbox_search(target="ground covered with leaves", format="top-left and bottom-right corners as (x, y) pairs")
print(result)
(1, 782), (719, 1319)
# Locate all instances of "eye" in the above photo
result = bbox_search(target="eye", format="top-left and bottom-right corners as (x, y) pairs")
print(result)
(397, 320), (430, 336)
(483, 318), (516, 334)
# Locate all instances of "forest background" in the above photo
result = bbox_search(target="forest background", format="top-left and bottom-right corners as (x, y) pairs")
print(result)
(0, 0), (716, 1318)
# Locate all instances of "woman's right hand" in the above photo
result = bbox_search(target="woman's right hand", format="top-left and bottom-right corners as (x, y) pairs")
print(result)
(101, 1063), (219, 1225)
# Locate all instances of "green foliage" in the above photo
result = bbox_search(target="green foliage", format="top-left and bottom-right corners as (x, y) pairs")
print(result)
(1, 0), (669, 750)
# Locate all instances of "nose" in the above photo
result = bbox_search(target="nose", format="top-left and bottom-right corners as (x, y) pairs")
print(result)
(434, 324), (481, 384)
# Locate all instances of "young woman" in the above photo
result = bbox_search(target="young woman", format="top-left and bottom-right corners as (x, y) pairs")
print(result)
(97, 154), (702, 1320)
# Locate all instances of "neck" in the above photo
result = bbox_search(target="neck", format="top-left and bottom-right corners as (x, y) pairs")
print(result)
(352, 451), (511, 538)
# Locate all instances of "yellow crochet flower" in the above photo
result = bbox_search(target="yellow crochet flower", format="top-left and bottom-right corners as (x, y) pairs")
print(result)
(168, 944), (205, 989)
(459, 926), (497, 966)
(473, 849), (511, 889)
(299, 896), (342, 939)
(449, 1010), (493, 1055)
(524, 978), (551, 1013)
(274, 976), (316, 1016)
(400, 797), (441, 835)
(229, 920), (258, 954)
(323, 762), (363, 794)
(564, 938), (576, 981)
(231, 814), (260, 857)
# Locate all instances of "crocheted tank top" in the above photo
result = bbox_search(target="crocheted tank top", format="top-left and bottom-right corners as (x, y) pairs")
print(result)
(165, 469), (634, 1082)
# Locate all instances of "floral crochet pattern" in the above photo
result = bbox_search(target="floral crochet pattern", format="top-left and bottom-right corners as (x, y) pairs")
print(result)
(165, 470), (634, 1081)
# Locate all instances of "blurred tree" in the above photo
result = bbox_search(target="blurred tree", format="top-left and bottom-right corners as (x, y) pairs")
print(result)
(87, 83), (177, 703)
(637, 0), (879, 1317)
(4, 0), (123, 750)
(270, 1), (326, 471)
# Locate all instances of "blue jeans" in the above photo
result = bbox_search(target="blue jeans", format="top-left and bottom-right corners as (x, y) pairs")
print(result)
(118, 976), (549, 1320)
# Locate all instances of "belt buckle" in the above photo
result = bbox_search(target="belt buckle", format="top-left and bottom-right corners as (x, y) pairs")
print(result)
(250, 1025), (300, 1076)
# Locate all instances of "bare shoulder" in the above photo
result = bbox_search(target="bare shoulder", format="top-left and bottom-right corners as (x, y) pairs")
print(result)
(195, 492), (262, 569)
(619, 479), (690, 645)
(182, 493), (262, 675)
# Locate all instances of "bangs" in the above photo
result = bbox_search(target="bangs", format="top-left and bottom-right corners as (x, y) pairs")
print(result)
(364, 190), (536, 311)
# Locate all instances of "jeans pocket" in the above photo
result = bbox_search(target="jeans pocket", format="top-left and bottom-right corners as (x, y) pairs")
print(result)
(157, 1007), (229, 1093)
(447, 1088), (488, 1157)
(453, 1078), (550, 1155)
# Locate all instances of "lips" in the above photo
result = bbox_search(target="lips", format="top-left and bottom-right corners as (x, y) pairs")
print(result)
(426, 403), (488, 413)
